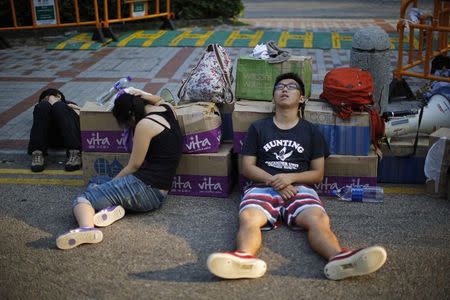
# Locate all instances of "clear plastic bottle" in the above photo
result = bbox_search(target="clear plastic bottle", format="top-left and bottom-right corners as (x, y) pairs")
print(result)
(96, 76), (132, 105)
(332, 185), (384, 203)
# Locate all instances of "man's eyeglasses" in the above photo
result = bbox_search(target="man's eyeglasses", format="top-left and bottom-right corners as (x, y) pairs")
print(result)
(274, 83), (300, 91)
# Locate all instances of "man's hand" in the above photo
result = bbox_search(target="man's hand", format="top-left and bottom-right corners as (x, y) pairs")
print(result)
(278, 184), (298, 201)
(266, 173), (293, 190)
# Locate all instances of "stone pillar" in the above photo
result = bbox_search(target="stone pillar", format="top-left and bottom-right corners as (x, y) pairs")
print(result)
(350, 27), (390, 114)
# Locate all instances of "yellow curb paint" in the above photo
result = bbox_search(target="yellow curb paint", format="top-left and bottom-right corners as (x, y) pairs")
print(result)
(0, 178), (84, 186)
(142, 30), (167, 47)
(383, 186), (425, 194)
(169, 30), (214, 47)
(331, 32), (341, 49)
(224, 30), (264, 47)
(118, 30), (145, 47)
(0, 169), (82, 175)
(80, 43), (92, 50)
(56, 42), (67, 50)
(278, 31), (313, 48)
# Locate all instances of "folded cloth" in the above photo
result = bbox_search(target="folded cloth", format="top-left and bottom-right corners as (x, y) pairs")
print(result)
(266, 40), (291, 64)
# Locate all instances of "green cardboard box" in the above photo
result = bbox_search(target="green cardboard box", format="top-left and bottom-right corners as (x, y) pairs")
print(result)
(235, 55), (313, 101)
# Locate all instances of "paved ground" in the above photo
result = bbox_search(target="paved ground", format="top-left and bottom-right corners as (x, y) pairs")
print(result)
(0, 6), (449, 299)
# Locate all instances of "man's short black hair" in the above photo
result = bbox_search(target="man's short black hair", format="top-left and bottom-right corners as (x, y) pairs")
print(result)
(273, 72), (305, 96)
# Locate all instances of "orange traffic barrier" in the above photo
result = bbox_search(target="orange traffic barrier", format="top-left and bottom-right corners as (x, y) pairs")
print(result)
(0, 0), (101, 31)
(0, 1), (174, 42)
(394, 0), (450, 83)
(95, 0), (175, 41)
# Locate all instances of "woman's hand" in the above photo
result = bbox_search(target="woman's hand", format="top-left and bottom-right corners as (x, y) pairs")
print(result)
(124, 87), (146, 97)
(67, 103), (81, 116)
(125, 87), (162, 105)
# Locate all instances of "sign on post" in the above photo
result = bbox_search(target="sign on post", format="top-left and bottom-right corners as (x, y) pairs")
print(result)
(34, 0), (57, 25)
(131, 1), (148, 17)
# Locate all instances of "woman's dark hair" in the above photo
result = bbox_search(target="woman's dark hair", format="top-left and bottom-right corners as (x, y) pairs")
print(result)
(112, 92), (147, 129)
(39, 88), (66, 103)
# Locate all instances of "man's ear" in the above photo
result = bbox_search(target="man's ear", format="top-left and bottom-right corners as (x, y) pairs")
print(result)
(299, 95), (306, 104)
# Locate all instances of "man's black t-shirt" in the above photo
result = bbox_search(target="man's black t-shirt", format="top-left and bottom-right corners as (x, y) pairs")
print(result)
(241, 117), (327, 176)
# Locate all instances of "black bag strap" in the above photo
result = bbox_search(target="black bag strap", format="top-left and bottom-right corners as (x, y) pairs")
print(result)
(386, 105), (424, 158)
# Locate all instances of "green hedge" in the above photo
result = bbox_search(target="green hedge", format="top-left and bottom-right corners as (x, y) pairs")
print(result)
(0, 0), (243, 27)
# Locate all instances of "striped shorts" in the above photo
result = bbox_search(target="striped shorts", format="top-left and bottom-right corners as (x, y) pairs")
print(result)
(239, 185), (325, 230)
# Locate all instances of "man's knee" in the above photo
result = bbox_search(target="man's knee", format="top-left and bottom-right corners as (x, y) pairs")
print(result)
(296, 207), (330, 230)
(239, 207), (267, 228)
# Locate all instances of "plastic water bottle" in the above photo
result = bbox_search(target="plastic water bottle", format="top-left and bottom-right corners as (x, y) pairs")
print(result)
(96, 76), (132, 105)
(332, 186), (384, 203)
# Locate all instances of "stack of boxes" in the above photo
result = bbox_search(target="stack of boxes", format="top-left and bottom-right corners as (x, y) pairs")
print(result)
(303, 100), (378, 196)
(80, 101), (233, 198)
(170, 102), (233, 198)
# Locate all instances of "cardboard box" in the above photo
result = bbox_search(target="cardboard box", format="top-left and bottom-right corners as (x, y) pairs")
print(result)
(82, 152), (130, 183)
(235, 55), (313, 101)
(175, 102), (222, 153)
(232, 100), (274, 153)
(304, 100), (371, 156)
(170, 144), (234, 198)
(238, 152), (378, 196)
(82, 144), (234, 198)
(81, 101), (222, 154)
(80, 102), (129, 153)
(426, 128), (450, 198)
(378, 135), (429, 184)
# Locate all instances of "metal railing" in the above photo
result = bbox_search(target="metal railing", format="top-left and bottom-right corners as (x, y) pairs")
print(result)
(394, 0), (450, 82)
(0, 0), (174, 39)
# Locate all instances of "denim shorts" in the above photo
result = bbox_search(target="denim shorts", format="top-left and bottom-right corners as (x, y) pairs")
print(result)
(73, 174), (167, 212)
(240, 185), (325, 230)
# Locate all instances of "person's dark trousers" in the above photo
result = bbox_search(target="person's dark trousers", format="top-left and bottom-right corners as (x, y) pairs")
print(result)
(28, 101), (81, 155)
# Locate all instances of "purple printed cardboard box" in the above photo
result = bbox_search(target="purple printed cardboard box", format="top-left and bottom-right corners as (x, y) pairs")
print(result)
(169, 144), (234, 198)
(238, 152), (378, 196)
(175, 102), (222, 154)
(232, 100), (274, 153)
(82, 144), (234, 198)
(80, 102), (130, 153)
